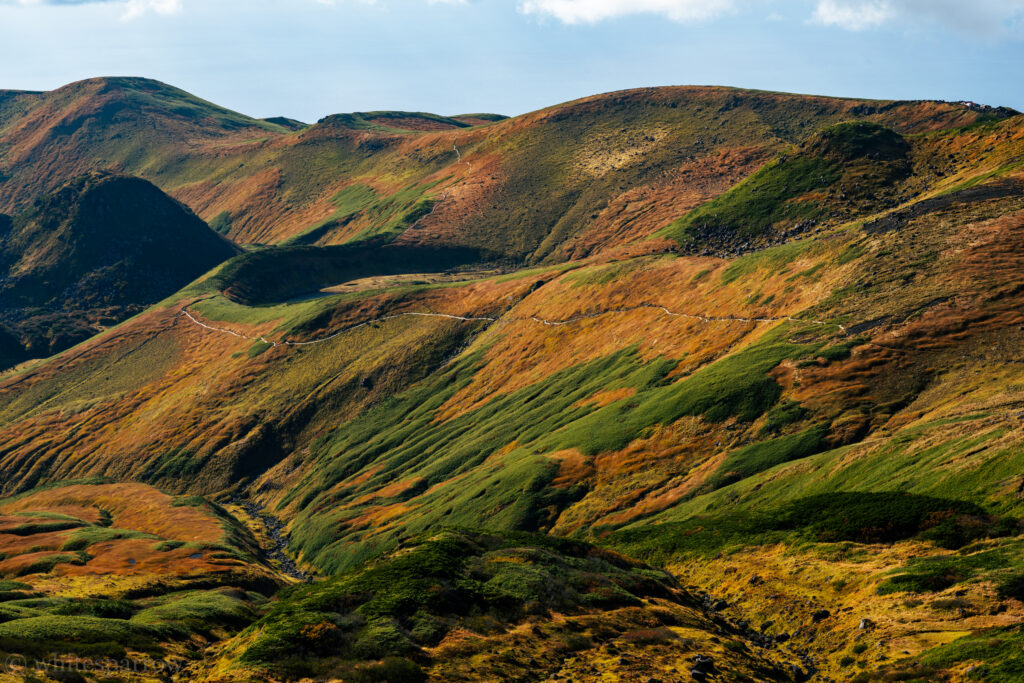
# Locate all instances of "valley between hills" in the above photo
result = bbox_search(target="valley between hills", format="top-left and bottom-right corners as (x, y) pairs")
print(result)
(0, 77), (1023, 681)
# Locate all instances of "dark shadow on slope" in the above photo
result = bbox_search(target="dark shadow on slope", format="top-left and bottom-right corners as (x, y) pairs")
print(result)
(0, 171), (238, 365)
(864, 177), (1024, 234)
(213, 242), (496, 306)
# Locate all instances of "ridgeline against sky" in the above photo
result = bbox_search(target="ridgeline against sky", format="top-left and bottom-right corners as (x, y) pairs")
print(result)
(0, 0), (1022, 121)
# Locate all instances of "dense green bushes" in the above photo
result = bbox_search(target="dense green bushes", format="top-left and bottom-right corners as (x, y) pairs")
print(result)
(807, 121), (909, 162)
(870, 625), (1024, 682)
(997, 573), (1024, 601)
(663, 155), (840, 243)
(0, 615), (159, 659)
(772, 492), (990, 544)
(661, 121), (911, 246)
(132, 590), (257, 638)
(0, 587), (262, 660)
(707, 424), (829, 490)
(212, 242), (488, 305)
(238, 529), (681, 678)
(605, 492), (1013, 563)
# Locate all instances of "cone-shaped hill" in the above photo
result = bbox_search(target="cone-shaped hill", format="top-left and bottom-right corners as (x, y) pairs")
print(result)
(0, 171), (238, 363)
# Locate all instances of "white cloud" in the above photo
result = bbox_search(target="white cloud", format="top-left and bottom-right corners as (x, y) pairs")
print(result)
(518, 0), (735, 24)
(2, 0), (181, 19)
(516, 0), (1024, 32)
(813, 0), (1024, 33)
(5, 0), (1024, 34)
(121, 0), (180, 19)
(813, 0), (891, 29)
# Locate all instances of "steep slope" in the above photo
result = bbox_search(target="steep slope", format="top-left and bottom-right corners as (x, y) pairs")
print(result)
(0, 77), (287, 215)
(0, 112), (1020, 527)
(0, 79), (1012, 266)
(659, 120), (915, 254)
(0, 171), (238, 363)
(0, 83), (1023, 681)
(169, 88), (1018, 263)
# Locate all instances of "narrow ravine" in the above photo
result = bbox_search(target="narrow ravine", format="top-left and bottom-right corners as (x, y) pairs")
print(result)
(238, 500), (312, 583)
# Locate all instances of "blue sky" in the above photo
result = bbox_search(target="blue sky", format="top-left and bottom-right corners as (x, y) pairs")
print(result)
(0, 0), (1022, 122)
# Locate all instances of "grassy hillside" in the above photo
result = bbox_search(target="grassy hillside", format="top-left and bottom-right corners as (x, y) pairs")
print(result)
(659, 121), (914, 253)
(0, 482), (282, 679)
(0, 78), (287, 213)
(0, 81), (1023, 680)
(212, 529), (802, 682)
(0, 79), (1011, 264)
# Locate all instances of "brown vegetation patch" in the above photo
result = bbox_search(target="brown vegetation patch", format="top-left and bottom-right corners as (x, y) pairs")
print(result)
(549, 449), (594, 489)
(1, 484), (223, 542)
(574, 387), (638, 409)
(562, 146), (771, 260)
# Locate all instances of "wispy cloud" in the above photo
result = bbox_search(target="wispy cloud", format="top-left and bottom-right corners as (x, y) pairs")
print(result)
(2, 0), (181, 19)
(813, 0), (891, 29)
(812, 0), (1024, 34)
(517, 0), (735, 24)
(122, 0), (180, 19)
(516, 0), (1024, 34)
(6, 0), (1024, 34)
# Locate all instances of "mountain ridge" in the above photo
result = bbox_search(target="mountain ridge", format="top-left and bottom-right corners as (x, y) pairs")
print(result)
(1, 78), (1015, 258)
(0, 78), (1023, 681)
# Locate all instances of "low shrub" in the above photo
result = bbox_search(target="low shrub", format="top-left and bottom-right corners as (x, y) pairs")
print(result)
(997, 573), (1024, 602)
(238, 529), (680, 675)
(606, 492), (1004, 562)
(878, 566), (967, 595)
(773, 492), (987, 545)
(53, 599), (134, 620)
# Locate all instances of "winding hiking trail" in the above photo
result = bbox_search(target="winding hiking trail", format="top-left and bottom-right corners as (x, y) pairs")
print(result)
(406, 134), (473, 232)
(180, 307), (499, 348)
(179, 301), (846, 349)
(179, 132), (848, 348)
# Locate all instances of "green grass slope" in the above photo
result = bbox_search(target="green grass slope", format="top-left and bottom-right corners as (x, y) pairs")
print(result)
(660, 121), (913, 252)
(0, 87), (1021, 681)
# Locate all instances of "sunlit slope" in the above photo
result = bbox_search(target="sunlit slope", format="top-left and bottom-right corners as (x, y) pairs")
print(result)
(0, 78), (1010, 263)
(201, 529), (806, 683)
(0, 77), (287, 212)
(0, 113), (1020, 567)
(0, 481), (284, 677)
(0, 88), (1023, 679)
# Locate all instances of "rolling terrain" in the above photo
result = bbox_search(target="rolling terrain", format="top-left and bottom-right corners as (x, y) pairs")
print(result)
(0, 78), (1023, 681)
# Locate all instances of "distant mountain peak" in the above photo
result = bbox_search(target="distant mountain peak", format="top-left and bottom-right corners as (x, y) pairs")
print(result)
(317, 110), (506, 132)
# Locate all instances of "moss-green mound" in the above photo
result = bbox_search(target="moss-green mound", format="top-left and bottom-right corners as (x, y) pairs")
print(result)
(661, 121), (911, 250)
(237, 529), (687, 678)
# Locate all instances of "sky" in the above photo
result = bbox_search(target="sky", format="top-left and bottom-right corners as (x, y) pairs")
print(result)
(0, 0), (1022, 122)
